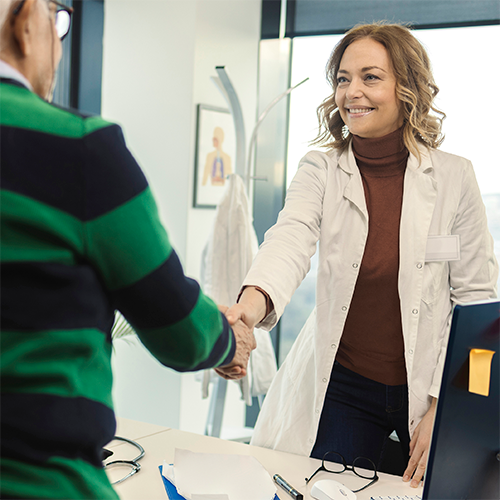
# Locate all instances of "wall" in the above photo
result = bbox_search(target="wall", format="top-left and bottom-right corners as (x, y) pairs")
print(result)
(101, 0), (261, 432)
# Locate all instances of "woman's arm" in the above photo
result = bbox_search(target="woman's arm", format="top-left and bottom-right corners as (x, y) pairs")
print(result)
(238, 151), (330, 329)
(431, 160), (498, 393)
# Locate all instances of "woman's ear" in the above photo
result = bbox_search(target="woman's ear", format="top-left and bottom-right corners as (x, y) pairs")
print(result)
(13, 0), (37, 57)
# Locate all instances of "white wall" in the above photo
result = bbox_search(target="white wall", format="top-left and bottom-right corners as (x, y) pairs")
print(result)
(101, 0), (261, 432)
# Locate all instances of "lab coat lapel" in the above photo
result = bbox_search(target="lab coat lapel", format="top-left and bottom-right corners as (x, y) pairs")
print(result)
(400, 147), (437, 268)
(338, 144), (368, 219)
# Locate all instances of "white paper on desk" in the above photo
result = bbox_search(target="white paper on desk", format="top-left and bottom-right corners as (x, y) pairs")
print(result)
(162, 462), (229, 500)
(168, 448), (276, 500)
(192, 496), (229, 500)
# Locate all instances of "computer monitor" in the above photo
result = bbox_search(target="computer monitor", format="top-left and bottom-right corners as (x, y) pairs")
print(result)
(423, 300), (500, 500)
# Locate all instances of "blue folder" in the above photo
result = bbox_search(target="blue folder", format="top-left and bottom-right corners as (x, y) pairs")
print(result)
(158, 465), (280, 499)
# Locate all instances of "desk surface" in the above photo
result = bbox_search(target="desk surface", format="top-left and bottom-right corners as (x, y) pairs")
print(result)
(107, 418), (423, 500)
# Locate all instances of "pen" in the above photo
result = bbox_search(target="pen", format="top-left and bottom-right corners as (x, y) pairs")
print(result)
(273, 473), (304, 500)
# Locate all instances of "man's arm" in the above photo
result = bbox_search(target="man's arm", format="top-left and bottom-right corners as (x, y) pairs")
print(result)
(82, 122), (253, 375)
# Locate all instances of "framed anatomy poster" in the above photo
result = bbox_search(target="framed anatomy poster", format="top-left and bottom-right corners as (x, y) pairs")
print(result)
(193, 104), (235, 208)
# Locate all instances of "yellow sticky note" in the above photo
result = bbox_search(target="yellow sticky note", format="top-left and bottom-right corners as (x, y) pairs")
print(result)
(469, 349), (496, 397)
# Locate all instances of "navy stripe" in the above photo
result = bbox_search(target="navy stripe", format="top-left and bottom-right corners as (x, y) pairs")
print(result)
(0, 78), (29, 90)
(172, 317), (236, 372)
(0, 123), (148, 221)
(1, 262), (114, 335)
(50, 102), (95, 120)
(83, 124), (149, 220)
(113, 250), (200, 329)
(1, 393), (115, 467)
(1, 125), (86, 219)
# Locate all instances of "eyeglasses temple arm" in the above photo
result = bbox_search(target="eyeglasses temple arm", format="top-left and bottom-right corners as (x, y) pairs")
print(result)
(304, 466), (324, 484)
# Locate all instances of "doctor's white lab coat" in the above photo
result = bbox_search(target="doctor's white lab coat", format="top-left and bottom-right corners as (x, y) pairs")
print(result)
(245, 143), (498, 456)
(201, 174), (277, 404)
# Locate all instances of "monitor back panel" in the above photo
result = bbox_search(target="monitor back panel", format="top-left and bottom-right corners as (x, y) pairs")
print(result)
(424, 301), (500, 500)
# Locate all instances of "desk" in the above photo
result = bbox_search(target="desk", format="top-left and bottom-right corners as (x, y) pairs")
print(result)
(106, 418), (423, 500)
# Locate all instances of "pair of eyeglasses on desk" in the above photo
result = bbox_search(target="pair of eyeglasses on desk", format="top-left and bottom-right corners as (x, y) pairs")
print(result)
(305, 451), (379, 493)
(103, 436), (145, 485)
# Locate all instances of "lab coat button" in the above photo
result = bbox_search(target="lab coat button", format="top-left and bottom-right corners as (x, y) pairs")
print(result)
(342, 306), (347, 311)
(352, 263), (358, 268)
(315, 409), (320, 414)
(331, 344), (336, 349)
(309, 439), (314, 443)
(412, 308), (418, 315)
(322, 378), (327, 383)
(416, 263), (423, 269)
(409, 349), (414, 355)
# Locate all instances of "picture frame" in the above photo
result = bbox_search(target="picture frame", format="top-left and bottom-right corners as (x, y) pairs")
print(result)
(193, 104), (236, 208)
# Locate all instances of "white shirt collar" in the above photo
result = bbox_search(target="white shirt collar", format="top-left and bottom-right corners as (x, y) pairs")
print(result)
(0, 59), (34, 91)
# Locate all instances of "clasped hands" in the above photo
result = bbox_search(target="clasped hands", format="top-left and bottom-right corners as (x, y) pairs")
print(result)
(215, 291), (266, 380)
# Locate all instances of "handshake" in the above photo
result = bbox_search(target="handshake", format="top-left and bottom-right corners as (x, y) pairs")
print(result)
(214, 304), (257, 380)
(214, 288), (269, 380)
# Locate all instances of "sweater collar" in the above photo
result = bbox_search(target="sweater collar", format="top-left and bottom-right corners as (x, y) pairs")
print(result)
(351, 128), (408, 177)
(0, 59), (33, 92)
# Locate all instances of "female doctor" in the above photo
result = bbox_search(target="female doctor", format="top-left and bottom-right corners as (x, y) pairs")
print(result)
(223, 23), (498, 488)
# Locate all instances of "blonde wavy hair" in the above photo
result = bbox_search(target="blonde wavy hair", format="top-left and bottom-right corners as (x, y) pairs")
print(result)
(315, 22), (445, 160)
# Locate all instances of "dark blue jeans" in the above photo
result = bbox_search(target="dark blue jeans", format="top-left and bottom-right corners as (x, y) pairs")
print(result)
(310, 361), (410, 474)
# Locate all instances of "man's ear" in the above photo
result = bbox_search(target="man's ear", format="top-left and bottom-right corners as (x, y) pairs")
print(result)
(13, 0), (37, 56)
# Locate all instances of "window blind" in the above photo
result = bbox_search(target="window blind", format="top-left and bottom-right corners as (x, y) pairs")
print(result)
(262, 0), (500, 38)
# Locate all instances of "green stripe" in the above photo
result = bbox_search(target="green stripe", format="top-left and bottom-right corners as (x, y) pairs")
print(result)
(215, 325), (234, 366)
(85, 187), (172, 290)
(1, 456), (119, 500)
(1, 329), (113, 409)
(0, 190), (83, 264)
(0, 82), (111, 138)
(138, 292), (231, 369)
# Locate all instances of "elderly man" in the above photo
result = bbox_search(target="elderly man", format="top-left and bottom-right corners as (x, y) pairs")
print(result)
(0, 1), (255, 498)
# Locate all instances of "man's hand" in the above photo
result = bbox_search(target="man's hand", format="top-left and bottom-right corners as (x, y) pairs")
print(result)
(403, 398), (437, 487)
(215, 318), (256, 380)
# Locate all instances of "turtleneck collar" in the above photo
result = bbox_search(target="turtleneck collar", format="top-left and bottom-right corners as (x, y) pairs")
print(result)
(351, 127), (408, 177)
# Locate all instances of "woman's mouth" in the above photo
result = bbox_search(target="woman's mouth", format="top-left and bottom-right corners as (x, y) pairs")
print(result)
(347, 107), (374, 115)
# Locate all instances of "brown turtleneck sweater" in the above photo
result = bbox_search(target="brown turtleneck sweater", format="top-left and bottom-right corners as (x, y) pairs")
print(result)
(335, 128), (409, 386)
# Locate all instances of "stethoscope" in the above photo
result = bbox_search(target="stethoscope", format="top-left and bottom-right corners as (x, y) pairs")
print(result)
(103, 436), (145, 485)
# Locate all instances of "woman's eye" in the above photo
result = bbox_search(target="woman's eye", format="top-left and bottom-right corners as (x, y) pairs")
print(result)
(337, 77), (348, 85)
(365, 74), (379, 81)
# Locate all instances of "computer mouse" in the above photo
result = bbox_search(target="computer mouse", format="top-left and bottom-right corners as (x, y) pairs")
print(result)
(310, 479), (357, 500)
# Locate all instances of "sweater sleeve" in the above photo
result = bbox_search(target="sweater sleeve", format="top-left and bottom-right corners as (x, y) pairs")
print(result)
(81, 122), (235, 371)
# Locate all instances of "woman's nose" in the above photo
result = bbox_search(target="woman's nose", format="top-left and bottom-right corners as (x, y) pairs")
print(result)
(345, 79), (363, 100)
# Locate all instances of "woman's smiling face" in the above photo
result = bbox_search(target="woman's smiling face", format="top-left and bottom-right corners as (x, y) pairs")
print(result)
(335, 37), (404, 139)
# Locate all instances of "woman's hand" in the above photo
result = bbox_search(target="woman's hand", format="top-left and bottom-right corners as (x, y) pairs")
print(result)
(225, 286), (270, 331)
(214, 287), (269, 380)
(403, 397), (437, 487)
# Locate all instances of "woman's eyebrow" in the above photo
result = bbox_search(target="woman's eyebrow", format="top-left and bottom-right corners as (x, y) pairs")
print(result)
(361, 66), (387, 73)
(338, 66), (387, 75)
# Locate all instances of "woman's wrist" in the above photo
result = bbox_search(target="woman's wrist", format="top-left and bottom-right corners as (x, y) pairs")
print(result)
(238, 286), (272, 324)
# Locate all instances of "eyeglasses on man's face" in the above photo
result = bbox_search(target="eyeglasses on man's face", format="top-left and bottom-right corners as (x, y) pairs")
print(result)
(13, 0), (74, 41)
(305, 451), (379, 493)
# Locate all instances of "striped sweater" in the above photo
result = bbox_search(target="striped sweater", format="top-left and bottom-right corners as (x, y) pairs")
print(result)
(0, 79), (235, 499)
